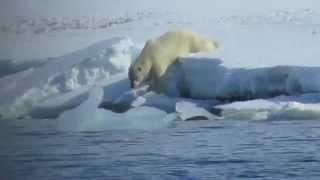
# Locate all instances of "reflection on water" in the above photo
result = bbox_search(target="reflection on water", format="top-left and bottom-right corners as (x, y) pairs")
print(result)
(1, 118), (320, 179)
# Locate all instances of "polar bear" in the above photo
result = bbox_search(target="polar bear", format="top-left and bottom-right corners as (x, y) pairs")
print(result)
(128, 30), (219, 93)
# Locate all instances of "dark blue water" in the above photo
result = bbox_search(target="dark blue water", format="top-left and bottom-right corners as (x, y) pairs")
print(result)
(1, 118), (320, 180)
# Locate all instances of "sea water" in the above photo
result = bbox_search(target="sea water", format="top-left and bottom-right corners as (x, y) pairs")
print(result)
(1, 118), (320, 180)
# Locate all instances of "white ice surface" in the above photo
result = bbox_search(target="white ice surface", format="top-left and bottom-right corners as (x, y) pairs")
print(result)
(176, 101), (221, 121)
(29, 86), (90, 119)
(130, 92), (219, 113)
(168, 55), (320, 100)
(26, 73), (131, 119)
(216, 93), (320, 120)
(3, 38), (320, 121)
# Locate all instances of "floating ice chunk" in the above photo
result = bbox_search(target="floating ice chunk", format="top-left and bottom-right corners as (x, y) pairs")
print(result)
(118, 107), (177, 130)
(176, 101), (222, 121)
(216, 93), (320, 120)
(99, 83), (148, 112)
(270, 102), (320, 120)
(131, 96), (147, 107)
(103, 88), (220, 113)
(57, 87), (104, 129)
(138, 93), (220, 113)
(100, 73), (132, 102)
(217, 99), (282, 111)
(29, 86), (89, 119)
(58, 87), (176, 131)
(131, 92), (182, 112)
(216, 99), (283, 121)
(28, 73), (131, 119)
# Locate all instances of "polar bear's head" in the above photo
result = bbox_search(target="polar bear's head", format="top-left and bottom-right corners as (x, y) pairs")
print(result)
(129, 62), (151, 88)
(129, 50), (153, 88)
(128, 40), (155, 88)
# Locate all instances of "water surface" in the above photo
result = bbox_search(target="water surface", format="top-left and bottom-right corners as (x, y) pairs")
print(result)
(1, 118), (320, 179)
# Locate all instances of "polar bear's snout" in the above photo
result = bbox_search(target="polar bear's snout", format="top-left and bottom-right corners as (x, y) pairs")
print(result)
(131, 80), (140, 88)
(129, 65), (147, 88)
(128, 66), (137, 88)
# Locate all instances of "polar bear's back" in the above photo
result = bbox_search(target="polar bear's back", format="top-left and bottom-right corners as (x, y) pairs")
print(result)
(155, 30), (215, 58)
(149, 30), (202, 65)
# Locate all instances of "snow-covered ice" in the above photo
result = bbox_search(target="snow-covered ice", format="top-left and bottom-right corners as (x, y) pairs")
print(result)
(0, 36), (139, 119)
(3, 34), (320, 123)
(143, 55), (320, 100)
(2, 1), (320, 128)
